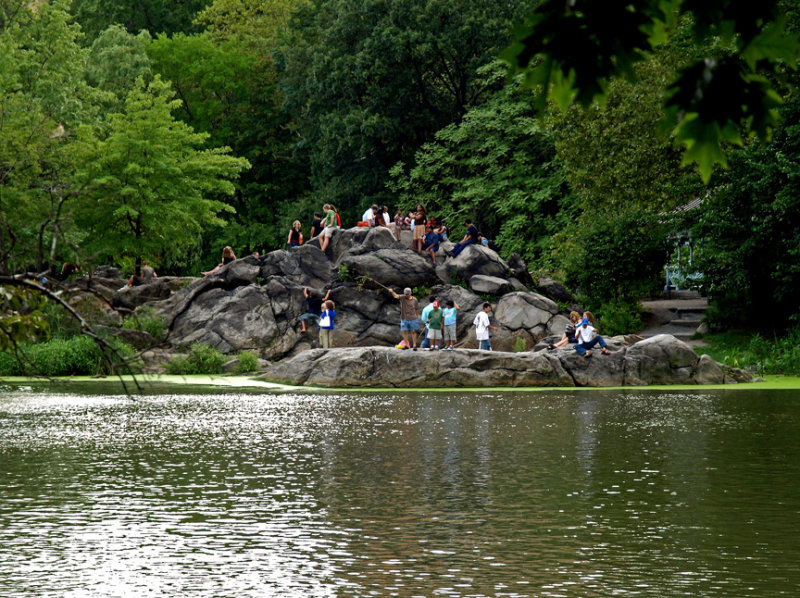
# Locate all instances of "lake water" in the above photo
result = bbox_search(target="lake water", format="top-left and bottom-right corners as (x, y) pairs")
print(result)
(1, 385), (799, 597)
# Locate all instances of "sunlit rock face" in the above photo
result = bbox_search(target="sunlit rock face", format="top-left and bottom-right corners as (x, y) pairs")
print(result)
(261, 337), (747, 388)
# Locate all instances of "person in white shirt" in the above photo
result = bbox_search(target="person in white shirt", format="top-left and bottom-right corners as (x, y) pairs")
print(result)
(574, 317), (611, 357)
(362, 205), (377, 226)
(473, 303), (497, 350)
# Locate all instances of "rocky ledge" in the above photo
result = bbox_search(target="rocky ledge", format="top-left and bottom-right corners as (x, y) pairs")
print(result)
(261, 334), (750, 388)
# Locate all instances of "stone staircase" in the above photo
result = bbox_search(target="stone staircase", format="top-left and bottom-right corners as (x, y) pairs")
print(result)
(638, 291), (708, 345)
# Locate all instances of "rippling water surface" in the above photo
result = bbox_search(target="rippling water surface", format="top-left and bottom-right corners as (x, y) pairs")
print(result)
(1, 386), (799, 597)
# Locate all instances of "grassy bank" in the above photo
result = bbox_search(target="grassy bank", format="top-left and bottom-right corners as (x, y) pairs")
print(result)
(693, 329), (800, 376)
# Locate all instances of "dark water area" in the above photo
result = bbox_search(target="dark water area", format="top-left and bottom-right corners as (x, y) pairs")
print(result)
(1, 386), (799, 597)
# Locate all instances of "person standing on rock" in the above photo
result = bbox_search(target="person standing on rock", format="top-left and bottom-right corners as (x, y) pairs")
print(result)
(474, 303), (497, 351)
(287, 220), (303, 247)
(299, 287), (331, 333)
(394, 207), (410, 241)
(389, 287), (420, 350)
(310, 212), (323, 238)
(574, 317), (611, 358)
(442, 299), (460, 350)
(426, 301), (444, 350)
(320, 204), (338, 254)
(417, 295), (437, 349)
(318, 300), (336, 348)
(412, 204), (427, 252)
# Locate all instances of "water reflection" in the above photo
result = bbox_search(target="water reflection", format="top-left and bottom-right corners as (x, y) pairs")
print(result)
(0, 389), (799, 596)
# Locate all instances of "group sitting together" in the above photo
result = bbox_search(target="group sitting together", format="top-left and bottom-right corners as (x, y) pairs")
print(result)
(551, 310), (611, 357)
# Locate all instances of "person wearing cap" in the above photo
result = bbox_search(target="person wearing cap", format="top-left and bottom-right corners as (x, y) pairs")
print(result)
(388, 287), (420, 349)
(574, 316), (611, 357)
(426, 300), (444, 350)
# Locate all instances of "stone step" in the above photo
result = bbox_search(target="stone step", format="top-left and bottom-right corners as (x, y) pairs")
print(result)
(669, 318), (704, 328)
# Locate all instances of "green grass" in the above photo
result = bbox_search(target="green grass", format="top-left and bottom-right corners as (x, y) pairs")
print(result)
(0, 336), (135, 376)
(693, 328), (800, 376)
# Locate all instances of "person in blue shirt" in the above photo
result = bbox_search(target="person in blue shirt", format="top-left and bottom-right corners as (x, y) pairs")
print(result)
(448, 219), (479, 257)
(422, 225), (440, 264)
(417, 295), (437, 349)
(442, 299), (460, 350)
(318, 300), (335, 348)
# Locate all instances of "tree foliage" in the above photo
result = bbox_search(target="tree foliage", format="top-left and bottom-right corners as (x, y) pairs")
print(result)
(389, 63), (575, 266)
(277, 0), (535, 218)
(696, 89), (800, 330)
(503, 0), (800, 182)
(73, 76), (250, 270)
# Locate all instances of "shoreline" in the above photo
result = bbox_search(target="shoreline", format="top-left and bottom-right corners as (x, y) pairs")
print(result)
(2, 374), (800, 394)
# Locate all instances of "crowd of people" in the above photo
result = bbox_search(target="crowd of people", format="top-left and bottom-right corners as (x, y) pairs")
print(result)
(121, 201), (610, 357)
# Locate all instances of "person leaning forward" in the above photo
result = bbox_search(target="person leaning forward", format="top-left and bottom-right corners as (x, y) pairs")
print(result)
(388, 286), (420, 350)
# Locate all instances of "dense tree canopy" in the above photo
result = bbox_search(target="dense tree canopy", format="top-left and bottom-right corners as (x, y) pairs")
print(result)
(1, 0), (799, 342)
(276, 0), (536, 219)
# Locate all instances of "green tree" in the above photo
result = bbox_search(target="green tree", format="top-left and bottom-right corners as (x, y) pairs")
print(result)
(696, 90), (800, 330)
(0, 0), (100, 274)
(502, 0), (800, 182)
(70, 0), (213, 43)
(389, 63), (575, 266)
(85, 25), (153, 106)
(73, 76), (250, 272)
(147, 31), (310, 256)
(277, 0), (535, 219)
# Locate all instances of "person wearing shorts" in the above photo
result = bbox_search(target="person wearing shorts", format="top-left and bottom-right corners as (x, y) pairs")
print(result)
(426, 300), (444, 350)
(442, 299), (460, 349)
(320, 204), (338, 254)
(389, 287), (420, 349)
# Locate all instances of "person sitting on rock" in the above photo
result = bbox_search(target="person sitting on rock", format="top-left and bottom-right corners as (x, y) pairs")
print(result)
(394, 207), (410, 241)
(287, 220), (303, 247)
(388, 287), (420, 350)
(551, 311), (581, 349)
(202, 246), (236, 276)
(422, 225), (440, 265)
(318, 300), (335, 348)
(319, 204), (338, 254)
(449, 219), (479, 257)
(361, 204), (377, 227)
(435, 221), (448, 242)
(299, 287), (332, 333)
(373, 206), (388, 227)
(127, 261), (157, 287)
(574, 317), (611, 358)
(473, 302), (497, 350)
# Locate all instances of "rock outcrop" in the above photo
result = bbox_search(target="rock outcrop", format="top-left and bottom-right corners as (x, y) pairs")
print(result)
(261, 335), (747, 388)
(51, 224), (744, 388)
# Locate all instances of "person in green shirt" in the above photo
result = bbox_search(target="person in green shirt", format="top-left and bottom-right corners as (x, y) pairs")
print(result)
(320, 203), (339, 254)
(426, 300), (444, 350)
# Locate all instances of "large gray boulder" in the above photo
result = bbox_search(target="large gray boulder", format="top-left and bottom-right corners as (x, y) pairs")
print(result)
(469, 275), (513, 295)
(262, 346), (575, 388)
(338, 248), (437, 289)
(261, 334), (749, 388)
(112, 276), (194, 310)
(259, 244), (335, 288)
(445, 244), (509, 282)
(622, 334), (701, 385)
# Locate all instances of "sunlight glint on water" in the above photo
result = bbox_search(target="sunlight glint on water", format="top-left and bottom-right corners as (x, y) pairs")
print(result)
(0, 388), (799, 597)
